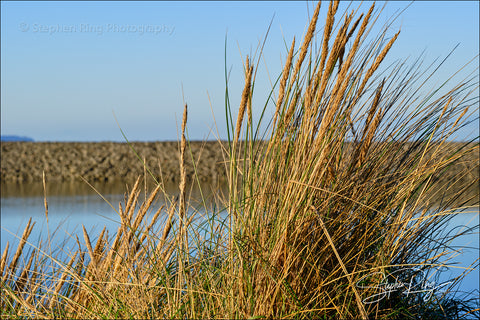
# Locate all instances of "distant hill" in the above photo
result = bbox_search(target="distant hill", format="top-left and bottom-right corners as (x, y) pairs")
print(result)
(1, 135), (34, 142)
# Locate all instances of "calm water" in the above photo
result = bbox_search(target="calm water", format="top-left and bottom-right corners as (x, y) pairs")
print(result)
(1, 181), (223, 255)
(1, 181), (478, 304)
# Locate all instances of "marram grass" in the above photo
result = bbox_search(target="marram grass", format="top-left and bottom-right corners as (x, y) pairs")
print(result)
(1, 1), (479, 319)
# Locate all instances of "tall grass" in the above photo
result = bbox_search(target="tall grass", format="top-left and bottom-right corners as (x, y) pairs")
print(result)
(1, 1), (479, 319)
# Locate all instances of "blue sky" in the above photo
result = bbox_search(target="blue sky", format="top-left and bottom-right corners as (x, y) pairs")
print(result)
(1, 1), (478, 142)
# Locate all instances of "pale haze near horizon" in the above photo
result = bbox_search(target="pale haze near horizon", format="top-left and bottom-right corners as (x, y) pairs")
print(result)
(1, 1), (479, 142)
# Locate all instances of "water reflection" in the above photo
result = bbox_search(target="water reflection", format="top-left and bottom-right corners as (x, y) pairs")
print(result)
(1, 180), (227, 256)
(1, 180), (226, 198)
(0, 181), (477, 305)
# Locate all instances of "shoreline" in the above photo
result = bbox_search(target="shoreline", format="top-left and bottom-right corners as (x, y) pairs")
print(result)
(1, 141), (228, 185)
(1, 141), (478, 206)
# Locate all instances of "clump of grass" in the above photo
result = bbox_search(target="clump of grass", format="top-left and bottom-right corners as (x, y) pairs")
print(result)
(1, 1), (478, 319)
(223, 1), (478, 318)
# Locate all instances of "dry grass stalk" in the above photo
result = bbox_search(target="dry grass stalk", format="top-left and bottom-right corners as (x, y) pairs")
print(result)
(345, 13), (364, 51)
(5, 290), (39, 318)
(357, 107), (383, 169)
(327, 12), (352, 76)
(112, 238), (130, 278)
(14, 248), (35, 296)
(451, 105), (469, 129)
(272, 37), (295, 129)
(136, 203), (164, 247)
(6, 218), (35, 281)
(24, 263), (40, 306)
(82, 225), (96, 269)
(126, 190), (140, 224)
(144, 156), (148, 203)
(314, 3), (374, 109)
(351, 80), (385, 169)
(179, 103), (188, 228)
(125, 177), (142, 220)
(311, 14), (356, 125)
(318, 1), (339, 82)
(160, 198), (177, 245)
(235, 56), (253, 144)
(82, 225), (100, 285)
(49, 252), (77, 309)
(362, 79), (385, 140)
(104, 227), (124, 272)
(309, 8), (392, 174)
(0, 241), (9, 277)
(133, 184), (161, 230)
(92, 226), (106, 260)
(289, 1), (321, 89)
(355, 30), (400, 101)
(283, 87), (302, 127)
(177, 103), (189, 309)
(42, 171), (48, 221)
